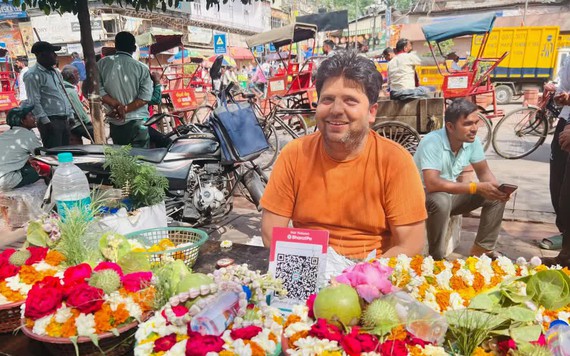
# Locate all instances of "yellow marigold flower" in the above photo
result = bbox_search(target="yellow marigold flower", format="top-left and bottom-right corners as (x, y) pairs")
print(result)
(284, 314), (301, 329)
(472, 347), (494, 355)
(433, 261), (446, 275)
(322, 352), (343, 356)
(46, 317), (63, 337)
(388, 258), (397, 268)
(158, 238), (176, 250)
(0, 280), (24, 302)
(244, 340), (265, 356)
(535, 264), (548, 272)
(219, 351), (235, 356)
(465, 256), (478, 273)
(176, 334), (189, 342)
(273, 315), (284, 325)
(388, 325), (408, 341)
(408, 345), (424, 356)
(45, 250), (66, 266)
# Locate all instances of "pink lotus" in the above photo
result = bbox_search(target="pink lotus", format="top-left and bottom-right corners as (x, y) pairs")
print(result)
(335, 261), (395, 303)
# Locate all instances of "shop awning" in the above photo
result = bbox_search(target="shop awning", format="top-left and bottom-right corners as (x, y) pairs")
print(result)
(228, 46), (254, 60)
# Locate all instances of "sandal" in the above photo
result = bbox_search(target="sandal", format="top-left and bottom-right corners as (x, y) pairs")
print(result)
(539, 234), (563, 250)
(483, 250), (505, 260)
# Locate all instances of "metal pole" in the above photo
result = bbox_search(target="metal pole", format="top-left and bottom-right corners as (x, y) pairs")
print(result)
(372, 9), (377, 51)
(523, 0), (528, 26)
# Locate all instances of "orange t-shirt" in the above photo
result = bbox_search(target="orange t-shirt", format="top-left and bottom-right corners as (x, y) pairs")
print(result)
(260, 130), (427, 258)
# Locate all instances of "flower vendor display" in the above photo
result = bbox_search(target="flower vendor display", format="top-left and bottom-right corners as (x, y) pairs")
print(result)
(134, 264), (287, 356)
(21, 261), (156, 355)
(0, 246), (65, 332)
(282, 256), (570, 356)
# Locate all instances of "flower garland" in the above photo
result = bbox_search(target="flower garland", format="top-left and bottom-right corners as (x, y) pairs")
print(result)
(22, 261), (155, 338)
(0, 247), (65, 304)
(135, 264), (286, 356)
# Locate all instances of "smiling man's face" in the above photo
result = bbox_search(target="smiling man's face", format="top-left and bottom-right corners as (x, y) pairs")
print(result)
(315, 76), (377, 154)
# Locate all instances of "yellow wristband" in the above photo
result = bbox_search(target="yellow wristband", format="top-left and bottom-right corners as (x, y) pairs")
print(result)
(469, 182), (477, 195)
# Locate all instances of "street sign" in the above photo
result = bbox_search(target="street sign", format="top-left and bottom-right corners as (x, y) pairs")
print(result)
(213, 34), (227, 55)
(269, 43), (276, 52)
(255, 45), (264, 55)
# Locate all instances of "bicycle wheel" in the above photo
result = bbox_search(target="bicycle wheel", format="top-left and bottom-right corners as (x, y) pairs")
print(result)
(190, 105), (214, 124)
(245, 124), (280, 170)
(492, 107), (548, 159)
(279, 113), (308, 137)
(372, 121), (421, 155)
(476, 113), (492, 152)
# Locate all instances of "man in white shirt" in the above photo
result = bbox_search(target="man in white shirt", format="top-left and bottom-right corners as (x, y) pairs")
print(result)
(387, 38), (430, 100)
(15, 57), (28, 101)
(542, 56), (570, 267)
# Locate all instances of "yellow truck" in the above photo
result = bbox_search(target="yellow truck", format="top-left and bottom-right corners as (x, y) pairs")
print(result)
(416, 26), (563, 104)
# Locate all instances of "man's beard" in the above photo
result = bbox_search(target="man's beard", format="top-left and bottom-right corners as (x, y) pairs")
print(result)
(323, 123), (369, 151)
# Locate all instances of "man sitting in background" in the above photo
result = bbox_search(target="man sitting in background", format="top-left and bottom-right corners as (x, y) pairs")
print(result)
(387, 38), (430, 100)
(414, 99), (508, 259)
(0, 106), (42, 191)
(61, 65), (93, 145)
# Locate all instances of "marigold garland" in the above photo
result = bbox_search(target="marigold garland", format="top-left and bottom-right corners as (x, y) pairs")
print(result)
(0, 281), (24, 302)
(45, 250), (66, 266)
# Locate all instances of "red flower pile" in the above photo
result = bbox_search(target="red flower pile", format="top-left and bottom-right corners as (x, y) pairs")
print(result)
(0, 247), (49, 280)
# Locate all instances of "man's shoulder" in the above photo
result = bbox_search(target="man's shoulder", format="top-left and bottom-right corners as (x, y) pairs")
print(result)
(415, 129), (445, 154)
(370, 131), (412, 155)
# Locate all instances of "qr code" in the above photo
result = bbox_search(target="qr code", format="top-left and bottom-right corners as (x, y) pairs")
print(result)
(275, 253), (319, 301)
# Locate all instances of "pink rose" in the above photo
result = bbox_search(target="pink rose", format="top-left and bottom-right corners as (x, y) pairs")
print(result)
(121, 272), (152, 292)
(63, 263), (92, 287)
(335, 261), (395, 303)
(306, 293), (316, 319)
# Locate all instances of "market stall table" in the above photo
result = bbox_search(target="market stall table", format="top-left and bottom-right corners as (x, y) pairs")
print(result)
(0, 240), (269, 356)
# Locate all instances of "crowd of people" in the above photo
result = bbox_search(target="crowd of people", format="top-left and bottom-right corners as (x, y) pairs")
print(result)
(1, 33), (569, 267)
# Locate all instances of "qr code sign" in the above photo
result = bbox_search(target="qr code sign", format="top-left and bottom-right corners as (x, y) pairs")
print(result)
(275, 253), (319, 301)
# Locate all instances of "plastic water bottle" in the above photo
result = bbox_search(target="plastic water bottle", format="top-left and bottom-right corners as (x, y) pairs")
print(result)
(546, 320), (570, 356)
(189, 290), (242, 336)
(52, 152), (91, 220)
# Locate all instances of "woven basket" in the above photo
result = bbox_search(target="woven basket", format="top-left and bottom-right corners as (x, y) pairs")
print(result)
(125, 227), (209, 268)
(0, 300), (24, 333)
(21, 317), (141, 356)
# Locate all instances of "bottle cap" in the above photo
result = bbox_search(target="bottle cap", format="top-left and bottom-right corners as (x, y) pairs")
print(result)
(57, 152), (73, 163)
(550, 320), (569, 329)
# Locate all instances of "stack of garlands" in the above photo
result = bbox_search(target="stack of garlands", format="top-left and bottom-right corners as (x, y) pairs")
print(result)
(283, 261), (448, 355)
(135, 264), (287, 356)
(0, 246), (65, 304)
(22, 261), (155, 338)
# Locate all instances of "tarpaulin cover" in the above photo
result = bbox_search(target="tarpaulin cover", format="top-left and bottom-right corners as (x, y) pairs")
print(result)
(246, 23), (317, 49)
(296, 10), (348, 32)
(422, 13), (496, 42)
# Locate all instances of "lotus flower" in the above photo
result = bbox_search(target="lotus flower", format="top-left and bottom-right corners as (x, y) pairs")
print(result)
(335, 261), (396, 303)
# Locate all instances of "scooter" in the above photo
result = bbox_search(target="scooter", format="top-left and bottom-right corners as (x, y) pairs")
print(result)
(32, 112), (267, 227)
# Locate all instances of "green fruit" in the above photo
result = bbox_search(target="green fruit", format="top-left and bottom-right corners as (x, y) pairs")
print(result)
(361, 299), (400, 335)
(9, 250), (31, 266)
(313, 284), (362, 326)
(176, 273), (213, 295)
(88, 269), (122, 294)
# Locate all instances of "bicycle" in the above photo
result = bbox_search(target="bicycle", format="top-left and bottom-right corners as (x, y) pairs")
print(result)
(492, 88), (560, 159)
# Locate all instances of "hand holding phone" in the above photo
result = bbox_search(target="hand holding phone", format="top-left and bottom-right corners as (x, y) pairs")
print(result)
(498, 183), (518, 195)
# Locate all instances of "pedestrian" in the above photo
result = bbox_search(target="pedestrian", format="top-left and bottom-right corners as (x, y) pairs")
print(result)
(61, 65), (93, 145)
(70, 52), (87, 82)
(322, 39), (336, 56)
(0, 105), (42, 191)
(15, 57), (29, 101)
(23, 41), (73, 148)
(382, 47), (395, 61)
(98, 31), (153, 148)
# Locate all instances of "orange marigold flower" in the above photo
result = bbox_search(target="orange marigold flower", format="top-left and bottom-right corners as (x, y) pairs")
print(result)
(268, 332), (278, 343)
(535, 265), (548, 272)
(472, 347), (494, 355)
(289, 330), (309, 347)
(0, 280), (24, 302)
(26, 319), (35, 328)
(417, 283), (429, 299)
(433, 261), (446, 275)
(435, 290), (451, 311)
(284, 314), (301, 329)
(45, 250), (66, 266)
(450, 275), (468, 290)
(396, 271), (411, 288)
(46, 317), (63, 337)
(272, 315), (284, 325)
(388, 325), (407, 341)
(219, 351), (235, 356)
(472, 272), (485, 292)
(410, 256), (423, 276)
(113, 303), (131, 326)
(130, 287), (156, 311)
(562, 267), (570, 276)
(19, 265), (56, 285)
(61, 310), (80, 337)
(491, 261), (506, 276)
(94, 303), (113, 333)
(244, 340), (265, 356)
(408, 345), (424, 356)
(490, 275), (504, 287)
(452, 260), (462, 274)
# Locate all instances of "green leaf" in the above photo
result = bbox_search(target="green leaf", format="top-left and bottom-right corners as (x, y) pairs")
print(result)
(468, 293), (498, 310)
(118, 251), (151, 273)
(26, 221), (48, 247)
(445, 309), (507, 330)
(495, 306), (536, 323)
(110, 328), (120, 337)
(510, 324), (542, 343)
(526, 270), (570, 310)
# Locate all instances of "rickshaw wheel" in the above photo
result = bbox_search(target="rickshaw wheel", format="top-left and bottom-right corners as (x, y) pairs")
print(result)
(372, 121), (421, 155)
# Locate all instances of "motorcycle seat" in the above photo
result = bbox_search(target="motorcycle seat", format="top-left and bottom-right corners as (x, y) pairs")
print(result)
(42, 145), (169, 164)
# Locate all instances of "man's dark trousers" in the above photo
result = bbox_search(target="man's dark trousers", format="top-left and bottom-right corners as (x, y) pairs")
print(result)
(37, 115), (71, 148)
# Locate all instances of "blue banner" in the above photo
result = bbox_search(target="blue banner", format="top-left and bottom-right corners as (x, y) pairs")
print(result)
(213, 34), (227, 55)
(0, 2), (27, 20)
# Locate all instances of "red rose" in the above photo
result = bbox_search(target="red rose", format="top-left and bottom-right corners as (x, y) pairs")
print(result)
(0, 263), (20, 280)
(230, 325), (263, 340)
(26, 246), (49, 265)
(154, 333), (177, 352)
(94, 262), (123, 277)
(185, 332), (224, 356)
(340, 334), (362, 356)
(356, 333), (379, 352)
(407, 335), (431, 348)
(24, 276), (63, 320)
(0, 249), (16, 264)
(498, 338), (517, 353)
(66, 284), (104, 314)
(63, 263), (92, 287)
(121, 272), (152, 292)
(380, 340), (408, 356)
(308, 318), (343, 342)
(162, 305), (189, 325)
(306, 293), (316, 319)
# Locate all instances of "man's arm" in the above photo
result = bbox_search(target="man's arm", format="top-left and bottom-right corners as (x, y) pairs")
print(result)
(22, 72), (49, 124)
(382, 221), (425, 257)
(261, 209), (290, 247)
(424, 167), (507, 201)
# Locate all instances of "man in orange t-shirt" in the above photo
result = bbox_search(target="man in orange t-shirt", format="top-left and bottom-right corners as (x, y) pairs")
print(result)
(260, 51), (427, 259)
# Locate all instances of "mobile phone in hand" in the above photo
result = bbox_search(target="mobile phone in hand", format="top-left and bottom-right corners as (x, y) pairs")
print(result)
(498, 183), (518, 195)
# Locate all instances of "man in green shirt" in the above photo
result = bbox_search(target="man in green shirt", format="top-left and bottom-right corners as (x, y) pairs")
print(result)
(0, 106), (42, 190)
(61, 65), (93, 144)
(98, 31), (153, 148)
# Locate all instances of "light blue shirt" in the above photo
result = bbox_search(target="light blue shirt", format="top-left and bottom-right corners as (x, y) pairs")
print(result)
(413, 128), (485, 183)
(98, 51), (153, 125)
